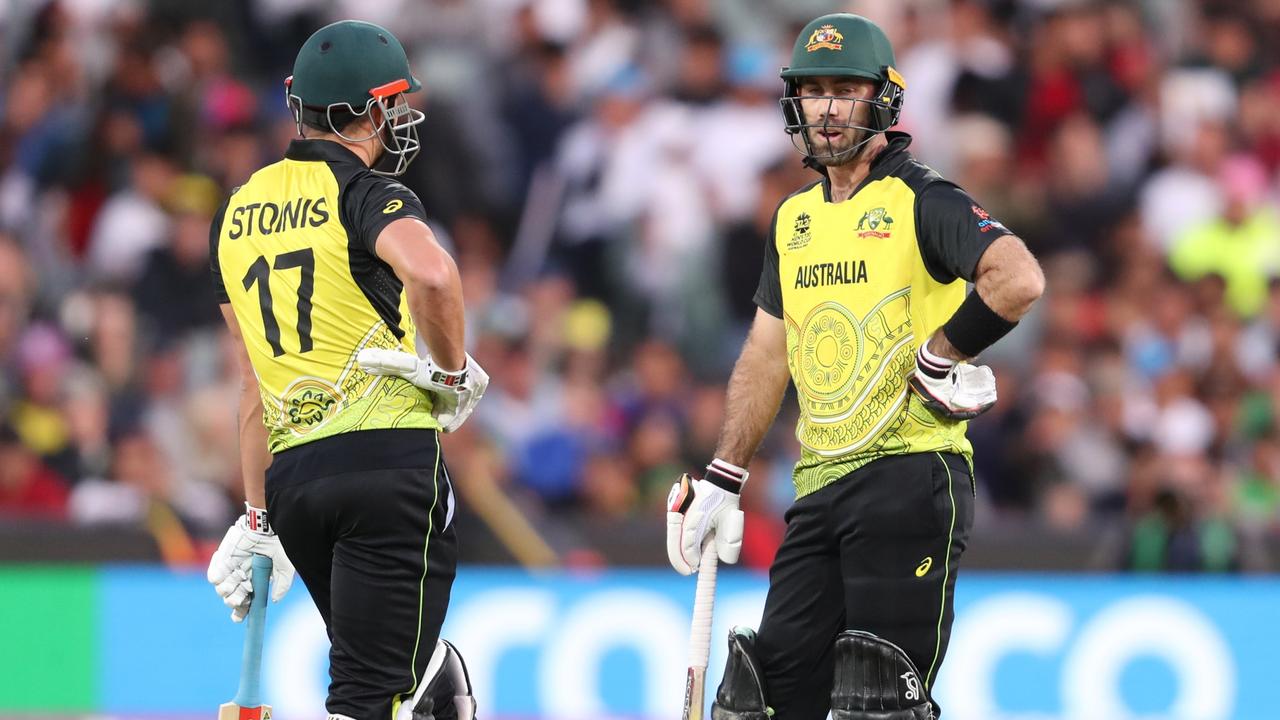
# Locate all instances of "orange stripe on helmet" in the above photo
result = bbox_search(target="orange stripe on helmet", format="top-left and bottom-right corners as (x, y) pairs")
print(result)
(369, 78), (410, 98)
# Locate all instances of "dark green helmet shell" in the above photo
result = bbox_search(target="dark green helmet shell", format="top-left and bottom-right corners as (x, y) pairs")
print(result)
(781, 13), (899, 85)
(289, 20), (421, 109)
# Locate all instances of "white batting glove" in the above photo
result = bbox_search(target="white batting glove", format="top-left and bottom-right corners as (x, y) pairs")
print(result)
(666, 459), (746, 575)
(207, 504), (295, 622)
(908, 343), (997, 420)
(357, 348), (489, 433)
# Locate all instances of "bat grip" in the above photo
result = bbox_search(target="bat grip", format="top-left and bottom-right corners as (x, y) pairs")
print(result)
(233, 554), (273, 708)
(689, 543), (718, 669)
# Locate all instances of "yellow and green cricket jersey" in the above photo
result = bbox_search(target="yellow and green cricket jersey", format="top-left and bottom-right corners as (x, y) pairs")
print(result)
(210, 139), (441, 453)
(755, 132), (1011, 497)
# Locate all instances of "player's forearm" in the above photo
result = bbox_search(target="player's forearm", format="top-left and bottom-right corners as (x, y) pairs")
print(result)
(931, 235), (1044, 361)
(238, 383), (271, 508)
(404, 259), (466, 372)
(714, 323), (791, 467)
(972, 235), (1044, 323)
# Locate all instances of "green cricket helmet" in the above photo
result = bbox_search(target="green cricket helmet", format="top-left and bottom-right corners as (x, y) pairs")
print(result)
(285, 20), (425, 176)
(780, 14), (906, 164)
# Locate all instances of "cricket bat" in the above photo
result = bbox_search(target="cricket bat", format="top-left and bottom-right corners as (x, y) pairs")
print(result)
(682, 542), (719, 720)
(219, 554), (273, 720)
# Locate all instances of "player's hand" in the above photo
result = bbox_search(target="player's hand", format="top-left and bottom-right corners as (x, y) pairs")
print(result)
(357, 348), (490, 432)
(666, 459), (746, 575)
(908, 343), (997, 420)
(207, 506), (295, 622)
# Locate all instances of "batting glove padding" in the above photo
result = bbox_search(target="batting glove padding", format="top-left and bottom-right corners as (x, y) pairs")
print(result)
(207, 506), (295, 621)
(907, 344), (997, 421)
(357, 348), (489, 433)
(666, 459), (747, 575)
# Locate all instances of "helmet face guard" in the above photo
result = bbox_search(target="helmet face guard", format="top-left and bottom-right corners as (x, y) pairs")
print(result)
(286, 76), (425, 177)
(780, 70), (904, 165)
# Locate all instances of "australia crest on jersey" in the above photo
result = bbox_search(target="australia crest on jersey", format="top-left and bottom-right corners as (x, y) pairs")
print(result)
(856, 207), (894, 238)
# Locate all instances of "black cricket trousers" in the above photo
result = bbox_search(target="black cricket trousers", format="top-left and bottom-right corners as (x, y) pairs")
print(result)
(754, 451), (974, 719)
(267, 428), (457, 720)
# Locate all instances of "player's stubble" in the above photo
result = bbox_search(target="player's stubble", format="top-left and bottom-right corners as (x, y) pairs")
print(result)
(804, 98), (873, 167)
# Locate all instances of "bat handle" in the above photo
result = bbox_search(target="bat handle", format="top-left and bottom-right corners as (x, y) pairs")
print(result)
(689, 542), (719, 670)
(233, 554), (273, 709)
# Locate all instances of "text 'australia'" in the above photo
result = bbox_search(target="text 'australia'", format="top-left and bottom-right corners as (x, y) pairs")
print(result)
(228, 198), (330, 239)
(795, 260), (868, 289)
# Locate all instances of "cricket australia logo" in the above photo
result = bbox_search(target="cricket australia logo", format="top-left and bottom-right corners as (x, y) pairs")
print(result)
(856, 207), (894, 238)
(901, 670), (922, 702)
(788, 212), (813, 250)
(806, 24), (845, 52)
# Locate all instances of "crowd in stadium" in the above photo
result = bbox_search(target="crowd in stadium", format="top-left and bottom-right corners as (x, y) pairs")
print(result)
(1, 0), (1278, 572)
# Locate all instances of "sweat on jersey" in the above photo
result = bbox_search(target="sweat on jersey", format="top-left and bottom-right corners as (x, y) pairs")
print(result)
(755, 132), (1012, 498)
(210, 139), (442, 453)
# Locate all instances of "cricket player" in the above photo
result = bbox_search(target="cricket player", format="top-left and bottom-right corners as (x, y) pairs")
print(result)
(205, 21), (482, 720)
(667, 14), (1044, 719)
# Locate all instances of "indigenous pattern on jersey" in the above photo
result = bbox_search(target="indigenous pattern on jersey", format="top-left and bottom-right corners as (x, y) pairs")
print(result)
(755, 132), (1011, 498)
(211, 139), (440, 452)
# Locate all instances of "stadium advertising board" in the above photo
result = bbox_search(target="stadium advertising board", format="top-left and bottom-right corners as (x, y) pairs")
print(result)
(0, 568), (1273, 719)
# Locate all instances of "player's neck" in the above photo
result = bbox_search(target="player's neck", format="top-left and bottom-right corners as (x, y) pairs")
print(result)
(304, 130), (380, 168)
(825, 134), (887, 203)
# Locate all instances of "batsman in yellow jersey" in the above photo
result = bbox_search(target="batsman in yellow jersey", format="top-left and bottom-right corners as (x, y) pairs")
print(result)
(204, 20), (480, 720)
(666, 14), (1045, 720)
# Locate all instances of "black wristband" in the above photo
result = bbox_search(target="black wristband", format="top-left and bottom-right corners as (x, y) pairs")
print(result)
(703, 458), (747, 494)
(941, 291), (1018, 358)
(915, 345), (954, 380)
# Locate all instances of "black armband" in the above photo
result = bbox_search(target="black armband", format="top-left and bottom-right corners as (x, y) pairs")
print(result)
(941, 290), (1018, 358)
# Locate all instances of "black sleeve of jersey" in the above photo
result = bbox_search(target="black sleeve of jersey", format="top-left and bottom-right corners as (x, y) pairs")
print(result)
(344, 174), (429, 254)
(915, 182), (1012, 284)
(209, 197), (230, 304)
(752, 207), (783, 318)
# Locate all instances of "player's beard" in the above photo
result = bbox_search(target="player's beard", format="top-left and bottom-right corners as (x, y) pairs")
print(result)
(807, 125), (870, 167)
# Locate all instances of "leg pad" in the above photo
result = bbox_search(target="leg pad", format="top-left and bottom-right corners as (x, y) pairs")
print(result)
(830, 630), (934, 720)
(710, 626), (773, 720)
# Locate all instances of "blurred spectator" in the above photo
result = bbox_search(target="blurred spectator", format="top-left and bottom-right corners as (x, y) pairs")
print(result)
(1122, 487), (1241, 573)
(1170, 154), (1280, 317)
(132, 173), (223, 339)
(0, 422), (69, 519)
(0, 237), (33, 371)
(86, 152), (176, 282)
(9, 324), (73, 468)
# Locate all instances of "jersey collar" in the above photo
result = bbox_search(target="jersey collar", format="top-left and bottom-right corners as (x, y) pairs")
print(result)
(820, 131), (914, 203)
(285, 138), (367, 166)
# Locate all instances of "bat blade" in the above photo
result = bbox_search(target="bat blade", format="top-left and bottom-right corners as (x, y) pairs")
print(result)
(682, 666), (706, 720)
(218, 700), (273, 720)
(220, 555), (273, 720)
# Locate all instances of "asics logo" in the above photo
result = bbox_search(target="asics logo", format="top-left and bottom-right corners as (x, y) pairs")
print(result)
(915, 557), (932, 577)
